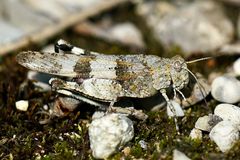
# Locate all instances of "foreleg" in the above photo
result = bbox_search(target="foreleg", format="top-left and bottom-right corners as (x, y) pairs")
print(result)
(160, 89), (180, 134)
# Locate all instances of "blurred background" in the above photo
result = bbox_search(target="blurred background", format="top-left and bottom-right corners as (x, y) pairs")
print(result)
(0, 0), (240, 56)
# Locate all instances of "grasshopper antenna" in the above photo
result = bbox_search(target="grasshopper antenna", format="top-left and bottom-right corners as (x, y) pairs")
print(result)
(185, 56), (212, 106)
(186, 57), (212, 64)
(184, 67), (208, 107)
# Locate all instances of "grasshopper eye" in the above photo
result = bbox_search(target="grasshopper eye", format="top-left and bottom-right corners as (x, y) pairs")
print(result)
(173, 60), (182, 72)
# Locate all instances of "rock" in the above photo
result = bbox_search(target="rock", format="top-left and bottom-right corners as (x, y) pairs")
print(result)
(209, 121), (239, 152)
(189, 128), (202, 140)
(195, 114), (222, 132)
(51, 96), (81, 116)
(139, 140), (147, 150)
(24, 0), (68, 20)
(173, 149), (191, 160)
(233, 58), (240, 75)
(15, 100), (29, 111)
(195, 115), (211, 132)
(56, 0), (104, 11)
(137, 0), (233, 54)
(211, 75), (240, 103)
(88, 113), (134, 159)
(1, 0), (53, 32)
(136, 1), (176, 24)
(74, 21), (145, 48)
(0, 20), (25, 45)
(122, 146), (131, 156)
(219, 42), (240, 55)
(108, 23), (145, 48)
(91, 111), (105, 120)
(167, 100), (184, 117)
(214, 104), (240, 126)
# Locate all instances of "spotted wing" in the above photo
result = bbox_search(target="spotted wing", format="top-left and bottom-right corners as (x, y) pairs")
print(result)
(17, 51), (158, 98)
(74, 54), (154, 80)
(16, 51), (89, 77)
(17, 51), (153, 80)
(73, 54), (158, 98)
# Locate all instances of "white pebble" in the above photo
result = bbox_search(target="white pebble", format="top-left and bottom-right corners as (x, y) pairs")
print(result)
(195, 114), (222, 132)
(211, 76), (240, 103)
(167, 100), (184, 117)
(233, 58), (240, 75)
(88, 113), (134, 159)
(109, 23), (145, 48)
(91, 111), (105, 120)
(173, 149), (191, 160)
(209, 121), (239, 152)
(139, 140), (147, 150)
(43, 104), (48, 110)
(15, 100), (29, 111)
(214, 103), (240, 126)
(189, 128), (202, 140)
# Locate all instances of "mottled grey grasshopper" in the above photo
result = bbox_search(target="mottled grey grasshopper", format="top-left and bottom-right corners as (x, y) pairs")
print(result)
(16, 39), (208, 131)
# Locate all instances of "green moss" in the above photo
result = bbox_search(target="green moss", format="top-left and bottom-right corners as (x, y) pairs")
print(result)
(130, 144), (144, 158)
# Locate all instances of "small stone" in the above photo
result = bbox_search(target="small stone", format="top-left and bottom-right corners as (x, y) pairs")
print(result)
(189, 128), (202, 140)
(173, 149), (191, 160)
(91, 111), (105, 120)
(54, 96), (80, 112)
(2, 0), (53, 32)
(211, 75), (240, 103)
(167, 100), (184, 117)
(195, 114), (222, 132)
(15, 100), (29, 111)
(139, 140), (147, 150)
(209, 121), (239, 152)
(89, 113), (134, 159)
(138, 0), (233, 54)
(122, 146), (131, 156)
(0, 19), (25, 45)
(57, 0), (104, 11)
(195, 115), (211, 131)
(24, 0), (68, 20)
(233, 58), (240, 75)
(74, 21), (145, 48)
(43, 104), (48, 110)
(220, 42), (240, 55)
(108, 23), (145, 48)
(214, 103), (240, 126)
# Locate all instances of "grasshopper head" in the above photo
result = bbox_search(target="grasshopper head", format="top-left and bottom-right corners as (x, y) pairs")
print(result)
(170, 55), (189, 90)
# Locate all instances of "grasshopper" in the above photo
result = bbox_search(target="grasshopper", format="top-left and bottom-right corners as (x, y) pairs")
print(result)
(16, 39), (208, 131)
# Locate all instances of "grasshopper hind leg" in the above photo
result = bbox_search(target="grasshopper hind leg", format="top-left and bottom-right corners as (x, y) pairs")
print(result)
(50, 78), (148, 120)
(49, 78), (109, 110)
(56, 89), (109, 110)
(160, 89), (180, 134)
